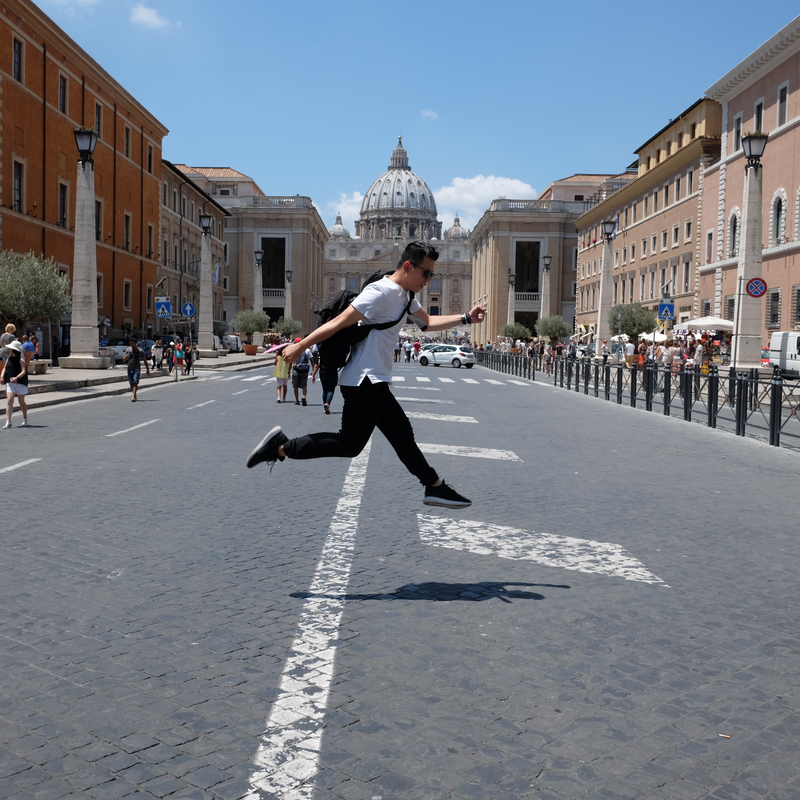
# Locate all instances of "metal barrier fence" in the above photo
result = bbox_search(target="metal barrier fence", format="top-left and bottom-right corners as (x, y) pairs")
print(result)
(473, 352), (800, 450)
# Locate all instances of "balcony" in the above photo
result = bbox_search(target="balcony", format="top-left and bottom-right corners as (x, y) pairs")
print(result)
(515, 292), (540, 302)
(262, 288), (286, 299)
(489, 199), (586, 214)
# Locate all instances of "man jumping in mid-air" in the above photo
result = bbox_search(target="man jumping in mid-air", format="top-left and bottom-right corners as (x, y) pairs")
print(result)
(246, 240), (486, 508)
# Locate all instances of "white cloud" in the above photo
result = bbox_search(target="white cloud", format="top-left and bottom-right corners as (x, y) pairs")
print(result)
(323, 191), (364, 234)
(433, 175), (537, 231)
(130, 4), (172, 28)
(421, 109), (438, 120)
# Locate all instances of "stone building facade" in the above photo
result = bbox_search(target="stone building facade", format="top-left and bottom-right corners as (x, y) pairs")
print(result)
(2, 0), (168, 345)
(576, 100), (722, 339)
(158, 161), (227, 340)
(699, 16), (800, 341)
(176, 167), (328, 337)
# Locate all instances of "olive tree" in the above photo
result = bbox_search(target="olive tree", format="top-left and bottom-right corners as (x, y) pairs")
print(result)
(607, 303), (658, 340)
(535, 315), (572, 343)
(0, 250), (71, 328)
(273, 316), (302, 339)
(230, 309), (271, 343)
(501, 322), (532, 340)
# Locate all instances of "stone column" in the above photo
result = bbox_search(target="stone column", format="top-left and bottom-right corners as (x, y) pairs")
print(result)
(732, 164), (764, 366)
(507, 279), (515, 326)
(60, 158), (111, 369)
(540, 267), (551, 321)
(596, 238), (614, 344)
(198, 231), (217, 358)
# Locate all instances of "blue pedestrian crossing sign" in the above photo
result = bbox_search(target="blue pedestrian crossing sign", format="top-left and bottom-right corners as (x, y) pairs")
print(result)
(155, 297), (171, 319)
(658, 301), (675, 321)
(182, 302), (196, 318)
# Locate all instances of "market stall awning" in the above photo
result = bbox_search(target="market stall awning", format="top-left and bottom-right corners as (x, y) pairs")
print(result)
(675, 316), (734, 331)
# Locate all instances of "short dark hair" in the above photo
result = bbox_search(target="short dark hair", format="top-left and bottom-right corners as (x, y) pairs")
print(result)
(398, 240), (438, 270)
(130, 337), (137, 343)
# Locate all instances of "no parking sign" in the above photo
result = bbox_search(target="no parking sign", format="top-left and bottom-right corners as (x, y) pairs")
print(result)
(746, 278), (767, 298)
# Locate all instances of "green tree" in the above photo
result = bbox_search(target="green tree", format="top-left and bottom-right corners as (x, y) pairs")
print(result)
(607, 303), (658, 339)
(230, 309), (271, 342)
(501, 322), (532, 340)
(0, 250), (71, 328)
(535, 315), (572, 343)
(273, 316), (303, 339)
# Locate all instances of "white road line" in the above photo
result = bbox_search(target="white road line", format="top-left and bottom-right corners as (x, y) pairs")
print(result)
(438, 377), (455, 383)
(461, 378), (479, 384)
(0, 458), (42, 474)
(232, 390), (249, 396)
(484, 379), (505, 385)
(418, 443), (520, 460)
(416, 376), (431, 382)
(395, 396), (454, 404)
(507, 380), (531, 386)
(104, 419), (161, 437)
(407, 412), (477, 423)
(393, 376), (405, 381)
(392, 386), (441, 391)
(242, 376), (263, 382)
(187, 400), (216, 410)
(246, 441), (372, 799)
(417, 514), (668, 586)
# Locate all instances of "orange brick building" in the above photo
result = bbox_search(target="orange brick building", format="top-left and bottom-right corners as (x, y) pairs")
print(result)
(1, 0), (167, 348)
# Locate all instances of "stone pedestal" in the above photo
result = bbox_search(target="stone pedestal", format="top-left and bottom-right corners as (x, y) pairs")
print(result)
(198, 232), (215, 354)
(198, 349), (218, 359)
(540, 268), (551, 322)
(68, 159), (104, 368)
(507, 283), (515, 326)
(732, 165), (764, 367)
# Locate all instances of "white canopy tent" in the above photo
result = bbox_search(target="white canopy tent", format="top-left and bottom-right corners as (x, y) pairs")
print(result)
(674, 316), (734, 331)
(639, 331), (667, 342)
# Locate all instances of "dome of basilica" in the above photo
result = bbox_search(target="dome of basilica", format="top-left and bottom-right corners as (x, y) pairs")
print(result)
(444, 216), (469, 240)
(355, 138), (442, 241)
(328, 213), (351, 239)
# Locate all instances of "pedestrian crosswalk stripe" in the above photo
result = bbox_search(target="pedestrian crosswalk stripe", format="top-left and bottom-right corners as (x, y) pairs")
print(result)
(416, 376), (431, 382)
(438, 377), (455, 383)
(393, 386), (441, 391)
(395, 396), (454, 404)
(484, 379), (504, 385)
(419, 443), (521, 461)
(242, 376), (263, 381)
(393, 376), (405, 381)
(507, 380), (531, 386)
(187, 400), (216, 410)
(461, 379), (479, 384)
(407, 412), (478, 423)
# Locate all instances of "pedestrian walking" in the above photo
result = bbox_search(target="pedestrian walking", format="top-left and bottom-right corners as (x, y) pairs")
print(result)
(601, 339), (609, 366)
(1, 340), (30, 428)
(173, 340), (184, 380)
(394, 339), (402, 363)
(152, 338), (163, 370)
(122, 337), (150, 401)
(0, 323), (16, 361)
(291, 338), (313, 406)
(246, 240), (486, 508)
(273, 351), (290, 403)
(21, 335), (35, 369)
(544, 343), (553, 377)
(51, 334), (61, 367)
(184, 342), (193, 375)
(311, 356), (338, 414)
(404, 340), (413, 362)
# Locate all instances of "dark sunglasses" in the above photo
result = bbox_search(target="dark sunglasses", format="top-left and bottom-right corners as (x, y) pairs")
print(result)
(409, 262), (435, 280)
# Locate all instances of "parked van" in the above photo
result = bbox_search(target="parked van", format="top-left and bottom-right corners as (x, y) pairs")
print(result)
(769, 331), (800, 377)
(224, 334), (243, 353)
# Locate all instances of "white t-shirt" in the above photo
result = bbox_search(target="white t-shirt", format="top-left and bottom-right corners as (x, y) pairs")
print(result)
(625, 343), (635, 356)
(339, 277), (421, 387)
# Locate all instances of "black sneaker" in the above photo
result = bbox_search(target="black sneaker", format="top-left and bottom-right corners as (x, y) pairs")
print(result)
(423, 481), (472, 509)
(301, 397), (307, 406)
(246, 426), (289, 470)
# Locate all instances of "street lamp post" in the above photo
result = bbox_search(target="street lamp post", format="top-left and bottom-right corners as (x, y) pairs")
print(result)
(540, 254), (552, 325)
(197, 213), (217, 358)
(60, 127), (110, 369)
(595, 219), (616, 347)
(732, 131), (769, 367)
(507, 269), (516, 327)
(285, 265), (293, 322)
(254, 249), (263, 313)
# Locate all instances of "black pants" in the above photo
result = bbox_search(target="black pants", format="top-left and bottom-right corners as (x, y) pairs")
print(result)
(283, 378), (438, 487)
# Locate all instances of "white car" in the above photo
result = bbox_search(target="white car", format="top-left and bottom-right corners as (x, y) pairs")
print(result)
(418, 344), (475, 369)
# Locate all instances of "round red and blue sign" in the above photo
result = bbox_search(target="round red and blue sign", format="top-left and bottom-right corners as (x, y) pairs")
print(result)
(746, 278), (767, 298)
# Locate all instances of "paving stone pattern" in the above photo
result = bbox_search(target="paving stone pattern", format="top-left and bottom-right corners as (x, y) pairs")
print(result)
(1, 364), (799, 799)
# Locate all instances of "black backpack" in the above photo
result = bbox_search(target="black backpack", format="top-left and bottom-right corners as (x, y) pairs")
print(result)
(317, 272), (414, 372)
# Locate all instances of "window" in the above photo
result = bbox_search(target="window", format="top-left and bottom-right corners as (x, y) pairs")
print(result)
(653, 191), (658, 213)
(95, 200), (102, 241)
(706, 231), (713, 263)
(622, 247), (627, 265)
(624, 208), (629, 226)
(652, 234), (657, 253)
(147, 286), (153, 312)
(12, 38), (23, 82)
(664, 184), (669, 206)
(685, 219), (692, 242)
(656, 148), (661, 164)
(673, 225), (679, 246)
(58, 75), (67, 114)
(646, 156), (651, 170)
(621, 279), (626, 304)
(147, 145), (153, 174)
(123, 213), (131, 250)
(644, 196), (649, 216)
(123, 280), (132, 310)
(574, 194), (584, 201)
(661, 267), (667, 295)
(662, 230), (668, 250)
(754, 100), (764, 132)
(163, 238), (168, 266)
(725, 296), (735, 321)
(678, 132), (684, 148)
(691, 123), (697, 139)
(124, 126), (130, 158)
(147, 225), (154, 259)
(777, 84), (788, 127)
(700, 299), (711, 316)
(641, 238), (647, 257)
(734, 113), (743, 151)
(58, 183), (68, 228)
(12, 161), (23, 212)
(614, 281), (618, 304)
(223, 275), (230, 291)
(671, 264), (678, 291)
(650, 271), (656, 298)
(632, 203), (637, 223)
(97, 274), (103, 308)
(675, 177), (681, 202)
(181, 195), (186, 217)
(173, 244), (178, 268)
(687, 170), (694, 195)
(683, 261), (690, 293)
(95, 103), (102, 138)
(667, 140), (672, 156)
(630, 243), (636, 261)
(793, 287), (800, 328)
(767, 290), (781, 327)
(773, 196), (785, 244)
(729, 214), (739, 257)
(640, 274), (646, 300)
(172, 189), (177, 212)
(614, 249), (619, 266)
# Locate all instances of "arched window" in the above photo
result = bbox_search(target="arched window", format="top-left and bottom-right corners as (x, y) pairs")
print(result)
(775, 198), (784, 243)
(431, 277), (440, 291)
(728, 209), (741, 257)
(771, 189), (788, 246)
(453, 279), (459, 292)
(348, 276), (358, 292)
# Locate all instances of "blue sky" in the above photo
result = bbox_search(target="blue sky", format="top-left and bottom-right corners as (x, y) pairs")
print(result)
(40, 0), (797, 233)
